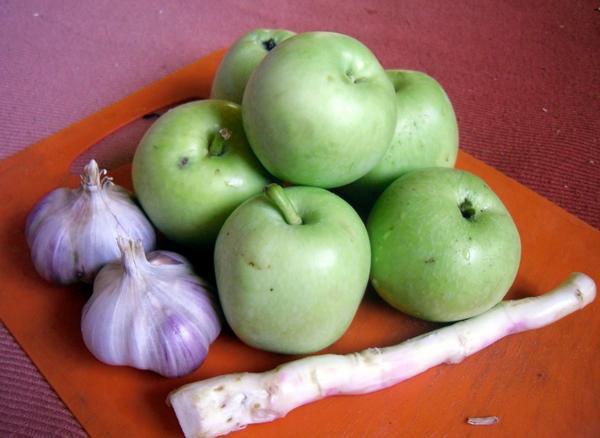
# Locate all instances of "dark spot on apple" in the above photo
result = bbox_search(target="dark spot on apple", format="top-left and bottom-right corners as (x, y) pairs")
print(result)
(537, 372), (545, 380)
(226, 417), (233, 423)
(269, 287), (274, 292)
(459, 199), (476, 220)
(215, 168), (221, 175)
(248, 260), (263, 270)
(178, 157), (189, 168)
(214, 385), (224, 391)
(424, 257), (436, 264)
(345, 69), (364, 84)
(262, 38), (277, 51)
(365, 7), (377, 15)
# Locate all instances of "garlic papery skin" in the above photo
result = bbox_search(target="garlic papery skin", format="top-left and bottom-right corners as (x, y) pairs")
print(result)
(26, 159), (156, 284)
(81, 238), (221, 378)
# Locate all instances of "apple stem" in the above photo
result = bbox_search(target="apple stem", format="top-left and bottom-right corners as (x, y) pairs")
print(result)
(208, 128), (231, 156)
(459, 199), (476, 220)
(265, 184), (302, 225)
(262, 38), (277, 51)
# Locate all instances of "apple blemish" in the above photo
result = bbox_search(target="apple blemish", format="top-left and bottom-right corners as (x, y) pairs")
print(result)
(178, 157), (189, 168)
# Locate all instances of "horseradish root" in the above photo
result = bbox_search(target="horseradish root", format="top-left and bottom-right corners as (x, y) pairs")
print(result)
(168, 273), (596, 437)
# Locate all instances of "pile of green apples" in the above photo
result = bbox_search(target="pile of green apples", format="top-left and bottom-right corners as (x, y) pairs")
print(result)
(132, 29), (521, 355)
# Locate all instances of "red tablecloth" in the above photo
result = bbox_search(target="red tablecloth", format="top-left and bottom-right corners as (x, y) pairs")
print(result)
(1, 0), (598, 435)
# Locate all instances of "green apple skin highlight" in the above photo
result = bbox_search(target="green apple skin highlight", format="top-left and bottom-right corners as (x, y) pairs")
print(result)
(215, 185), (371, 354)
(367, 168), (521, 322)
(132, 100), (269, 247)
(341, 70), (458, 209)
(211, 28), (296, 104)
(242, 31), (397, 188)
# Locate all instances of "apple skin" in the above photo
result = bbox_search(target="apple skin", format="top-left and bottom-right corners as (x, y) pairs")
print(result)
(210, 28), (296, 104)
(340, 70), (458, 210)
(214, 186), (371, 354)
(242, 31), (397, 188)
(367, 168), (521, 322)
(132, 100), (269, 247)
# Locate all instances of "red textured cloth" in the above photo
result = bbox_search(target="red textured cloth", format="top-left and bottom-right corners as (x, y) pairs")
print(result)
(0, 324), (86, 437)
(1, 0), (598, 435)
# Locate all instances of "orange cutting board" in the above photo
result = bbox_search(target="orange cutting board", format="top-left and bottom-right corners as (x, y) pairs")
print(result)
(0, 49), (598, 437)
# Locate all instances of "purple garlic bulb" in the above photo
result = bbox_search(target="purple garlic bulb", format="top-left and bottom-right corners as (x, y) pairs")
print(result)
(81, 238), (221, 378)
(26, 160), (156, 284)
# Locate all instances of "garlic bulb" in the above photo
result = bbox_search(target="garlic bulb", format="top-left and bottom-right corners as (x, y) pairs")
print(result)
(26, 160), (156, 284)
(81, 238), (221, 378)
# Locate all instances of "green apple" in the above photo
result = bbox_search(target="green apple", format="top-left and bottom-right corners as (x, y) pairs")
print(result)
(367, 168), (521, 322)
(340, 70), (458, 210)
(210, 28), (296, 104)
(242, 31), (397, 188)
(132, 100), (269, 246)
(215, 184), (371, 354)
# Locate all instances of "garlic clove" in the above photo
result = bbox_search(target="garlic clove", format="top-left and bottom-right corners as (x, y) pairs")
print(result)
(81, 238), (221, 378)
(148, 250), (193, 267)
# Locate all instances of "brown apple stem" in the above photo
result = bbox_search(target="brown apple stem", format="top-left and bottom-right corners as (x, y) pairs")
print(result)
(459, 198), (476, 220)
(262, 38), (277, 51)
(168, 273), (596, 437)
(208, 128), (231, 156)
(265, 183), (302, 225)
